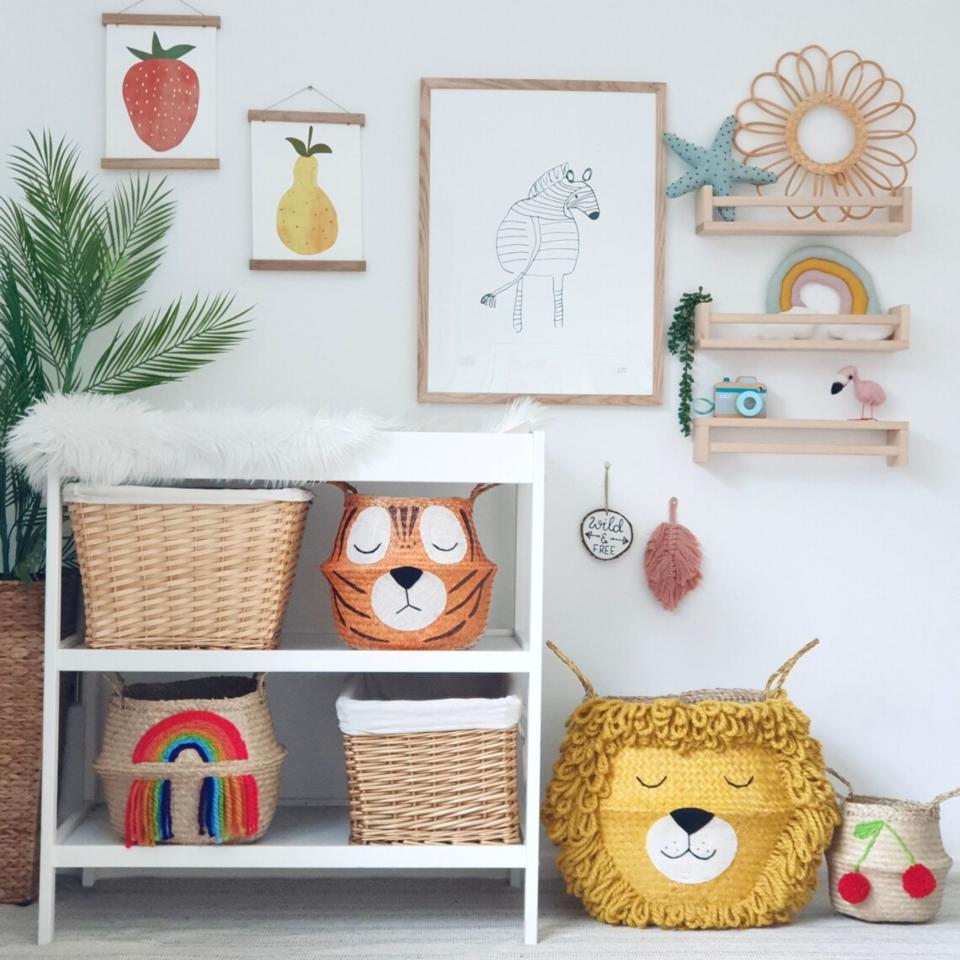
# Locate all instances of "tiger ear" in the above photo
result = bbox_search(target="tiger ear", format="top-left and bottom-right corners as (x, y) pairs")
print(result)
(468, 483), (499, 503)
(327, 481), (359, 498)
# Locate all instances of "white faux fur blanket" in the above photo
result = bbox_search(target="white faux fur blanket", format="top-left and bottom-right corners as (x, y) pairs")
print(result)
(7, 394), (545, 487)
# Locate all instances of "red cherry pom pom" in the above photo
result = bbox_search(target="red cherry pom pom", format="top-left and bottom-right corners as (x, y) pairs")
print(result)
(902, 863), (937, 899)
(838, 870), (871, 904)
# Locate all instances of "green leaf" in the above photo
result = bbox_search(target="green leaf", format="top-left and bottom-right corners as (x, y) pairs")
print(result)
(853, 820), (884, 840)
(308, 143), (332, 156)
(127, 46), (153, 61)
(85, 293), (252, 394)
(285, 138), (307, 157)
(128, 33), (194, 61)
(162, 43), (196, 60)
(151, 32), (162, 56)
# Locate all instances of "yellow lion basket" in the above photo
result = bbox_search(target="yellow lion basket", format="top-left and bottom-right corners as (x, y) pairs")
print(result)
(542, 640), (840, 929)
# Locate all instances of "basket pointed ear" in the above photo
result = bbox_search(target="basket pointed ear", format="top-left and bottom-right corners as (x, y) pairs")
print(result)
(327, 481), (358, 498)
(468, 483), (499, 503)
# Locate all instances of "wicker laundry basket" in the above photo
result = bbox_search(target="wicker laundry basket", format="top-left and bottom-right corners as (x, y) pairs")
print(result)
(338, 675), (521, 844)
(542, 640), (840, 929)
(66, 485), (311, 649)
(320, 483), (497, 650)
(95, 674), (286, 846)
(827, 771), (957, 923)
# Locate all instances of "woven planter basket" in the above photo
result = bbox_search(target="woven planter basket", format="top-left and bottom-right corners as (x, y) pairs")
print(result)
(542, 640), (841, 929)
(338, 676), (521, 844)
(0, 578), (77, 904)
(827, 772), (958, 923)
(320, 482), (497, 650)
(94, 675), (285, 846)
(66, 485), (311, 649)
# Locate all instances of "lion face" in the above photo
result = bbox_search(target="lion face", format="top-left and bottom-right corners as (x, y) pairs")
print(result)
(320, 490), (496, 650)
(602, 745), (794, 900)
(542, 693), (840, 928)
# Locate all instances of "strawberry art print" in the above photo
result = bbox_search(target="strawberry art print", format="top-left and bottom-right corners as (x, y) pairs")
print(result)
(102, 16), (218, 167)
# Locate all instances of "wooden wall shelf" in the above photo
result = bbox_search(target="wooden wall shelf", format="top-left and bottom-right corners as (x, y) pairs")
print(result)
(693, 418), (909, 466)
(694, 303), (910, 352)
(695, 186), (912, 236)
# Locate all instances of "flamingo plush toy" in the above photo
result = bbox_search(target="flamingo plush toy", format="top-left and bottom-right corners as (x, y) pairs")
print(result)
(831, 365), (886, 420)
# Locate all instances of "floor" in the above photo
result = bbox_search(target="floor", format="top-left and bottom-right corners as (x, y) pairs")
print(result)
(1, 876), (958, 959)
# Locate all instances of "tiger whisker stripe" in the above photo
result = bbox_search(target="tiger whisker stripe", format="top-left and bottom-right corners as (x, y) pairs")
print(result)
(349, 627), (389, 644)
(449, 570), (477, 593)
(423, 620), (466, 644)
(335, 507), (357, 559)
(333, 571), (364, 594)
(459, 509), (476, 560)
(447, 571), (491, 615)
(330, 586), (370, 619)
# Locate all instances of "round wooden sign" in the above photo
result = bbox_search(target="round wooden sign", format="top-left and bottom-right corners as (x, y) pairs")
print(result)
(581, 508), (633, 561)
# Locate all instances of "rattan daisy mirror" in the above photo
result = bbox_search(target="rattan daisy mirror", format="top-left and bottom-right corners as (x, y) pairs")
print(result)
(734, 45), (916, 221)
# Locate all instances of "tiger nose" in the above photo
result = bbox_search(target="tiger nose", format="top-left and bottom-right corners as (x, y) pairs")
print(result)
(390, 566), (423, 590)
(670, 807), (714, 836)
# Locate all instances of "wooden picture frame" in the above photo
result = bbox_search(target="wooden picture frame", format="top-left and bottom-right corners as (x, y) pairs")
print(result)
(418, 78), (665, 405)
(101, 12), (220, 170)
(248, 109), (366, 272)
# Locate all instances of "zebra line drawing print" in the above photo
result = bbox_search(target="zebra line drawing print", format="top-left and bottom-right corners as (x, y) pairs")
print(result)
(480, 163), (600, 332)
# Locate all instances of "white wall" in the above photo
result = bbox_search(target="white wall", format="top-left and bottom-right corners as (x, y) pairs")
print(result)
(4, 0), (960, 859)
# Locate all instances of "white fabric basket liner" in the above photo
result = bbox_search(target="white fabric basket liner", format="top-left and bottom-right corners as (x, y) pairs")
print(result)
(63, 483), (313, 505)
(336, 674), (523, 736)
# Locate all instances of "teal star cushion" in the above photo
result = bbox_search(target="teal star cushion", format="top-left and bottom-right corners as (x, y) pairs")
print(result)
(663, 115), (778, 221)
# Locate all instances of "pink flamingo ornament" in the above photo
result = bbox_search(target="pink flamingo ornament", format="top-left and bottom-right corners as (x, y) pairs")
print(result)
(831, 365), (886, 420)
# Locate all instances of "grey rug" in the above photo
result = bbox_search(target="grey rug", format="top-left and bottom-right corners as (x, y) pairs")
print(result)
(1, 877), (958, 959)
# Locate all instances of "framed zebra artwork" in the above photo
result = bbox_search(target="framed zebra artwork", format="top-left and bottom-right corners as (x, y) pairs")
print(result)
(418, 78), (665, 405)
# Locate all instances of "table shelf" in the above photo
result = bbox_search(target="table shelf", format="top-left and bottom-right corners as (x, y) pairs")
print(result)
(57, 629), (533, 674)
(55, 805), (527, 870)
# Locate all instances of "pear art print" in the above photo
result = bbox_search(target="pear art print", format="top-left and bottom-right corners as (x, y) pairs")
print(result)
(248, 110), (365, 271)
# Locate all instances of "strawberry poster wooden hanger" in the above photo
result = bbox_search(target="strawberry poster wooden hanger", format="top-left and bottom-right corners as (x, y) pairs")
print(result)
(247, 84), (366, 272)
(580, 462), (633, 561)
(102, 0), (220, 170)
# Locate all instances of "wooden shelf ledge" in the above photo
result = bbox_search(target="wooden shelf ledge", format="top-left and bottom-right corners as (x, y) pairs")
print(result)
(694, 303), (910, 352)
(693, 418), (909, 466)
(694, 186), (912, 236)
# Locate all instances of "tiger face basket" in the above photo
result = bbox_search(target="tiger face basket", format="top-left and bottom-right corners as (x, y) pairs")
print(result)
(320, 483), (498, 650)
(827, 774), (958, 923)
(94, 675), (286, 846)
(542, 640), (841, 929)
(65, 485), (312, 649)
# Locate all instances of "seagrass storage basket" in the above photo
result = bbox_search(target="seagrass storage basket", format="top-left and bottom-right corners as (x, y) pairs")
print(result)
(320, 482), (497, 650)
(65, 484), (311, 649)
(542, 640), (841, 929)
(827, 773), (957, 923)
(94, 674), (286, 846)
(337, 674), (521, 844)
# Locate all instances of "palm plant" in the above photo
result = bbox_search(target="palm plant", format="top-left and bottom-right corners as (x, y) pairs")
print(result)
(0, 132), (251, 581)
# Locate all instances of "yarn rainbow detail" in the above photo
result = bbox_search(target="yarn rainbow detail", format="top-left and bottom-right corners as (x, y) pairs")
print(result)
(124, 710), (259, 847)
(766, 246), (879, 316)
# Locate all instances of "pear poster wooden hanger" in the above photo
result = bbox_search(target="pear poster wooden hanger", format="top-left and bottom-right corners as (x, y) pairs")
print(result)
(248, 84), (366, 272)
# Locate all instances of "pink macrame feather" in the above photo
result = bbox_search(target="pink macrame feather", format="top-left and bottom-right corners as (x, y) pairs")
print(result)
(644, 497), (702, 610)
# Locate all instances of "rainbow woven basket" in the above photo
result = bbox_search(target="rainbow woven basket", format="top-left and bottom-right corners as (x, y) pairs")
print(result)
(95, 675), (285, 846)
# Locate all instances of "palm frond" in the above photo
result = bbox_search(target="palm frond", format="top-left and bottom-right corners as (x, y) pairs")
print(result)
(95, 175), (174, 327)
(86, 293), (252, 394)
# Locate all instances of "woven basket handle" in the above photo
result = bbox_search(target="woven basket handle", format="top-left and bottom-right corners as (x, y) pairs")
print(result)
(104, 672), (126, 707)
(826, 767), (854, 800)
(468, 483), (499, 502)
(930, 787), (960, 807)
(546, 641), (596, 700)
(764, 639), (819, 698)
(328, 481), (359, 497)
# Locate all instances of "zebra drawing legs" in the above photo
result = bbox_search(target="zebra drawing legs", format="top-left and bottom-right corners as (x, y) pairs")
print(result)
(553, 275), (564, 328)
(512, 279), (524, 333)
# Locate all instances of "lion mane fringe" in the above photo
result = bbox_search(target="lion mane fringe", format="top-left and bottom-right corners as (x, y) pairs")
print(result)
(541, 693), (840, 929)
